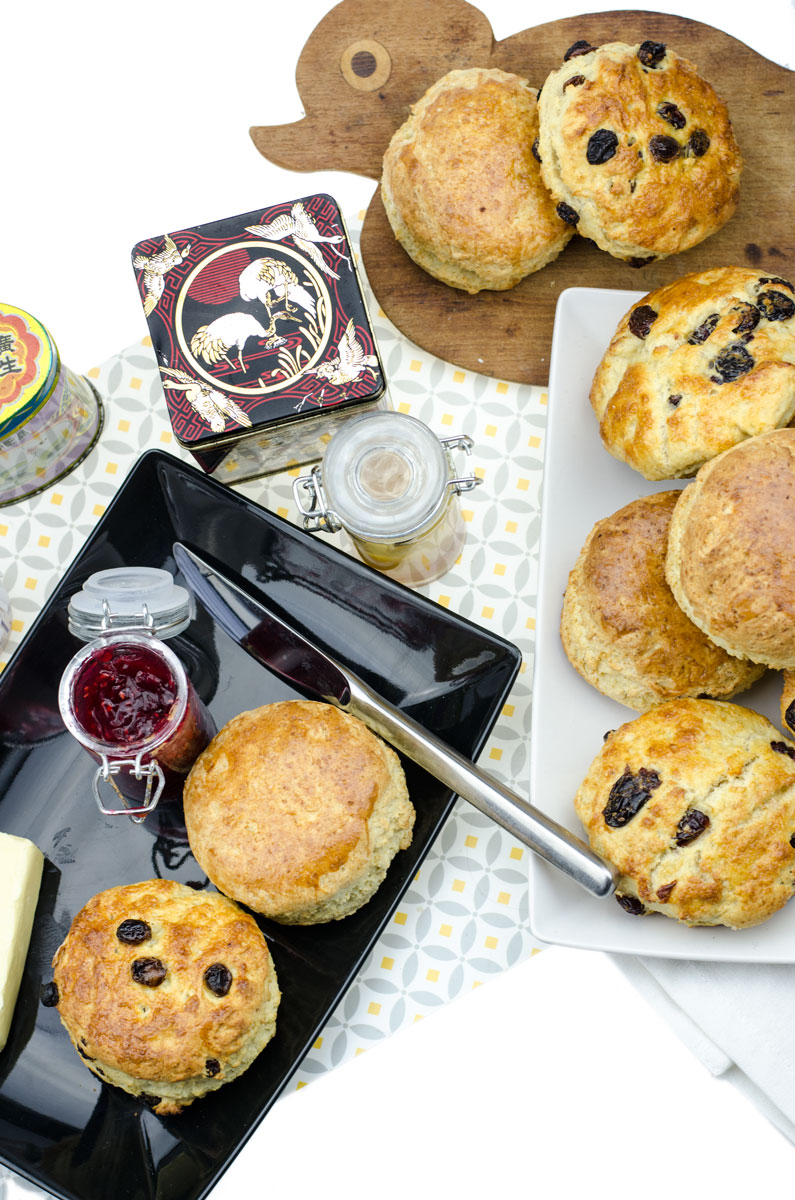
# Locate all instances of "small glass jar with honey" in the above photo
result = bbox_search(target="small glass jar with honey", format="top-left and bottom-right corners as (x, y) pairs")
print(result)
(292, 411), (481, 586)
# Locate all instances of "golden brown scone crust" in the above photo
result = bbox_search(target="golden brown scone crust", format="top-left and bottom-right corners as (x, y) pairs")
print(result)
(590, 269), (795, 479)
(561, 492), (764, 711)
(574, 698), (795, 928)
(665, 429), (795, 669)
(381, 67), (572, 293)
(51, 879), (280, 1115)
(537, 41), (742, 260)
(184, 701), (415, 924)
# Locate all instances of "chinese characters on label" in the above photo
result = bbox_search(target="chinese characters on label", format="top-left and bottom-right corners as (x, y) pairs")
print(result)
(0, 333), (20, 378)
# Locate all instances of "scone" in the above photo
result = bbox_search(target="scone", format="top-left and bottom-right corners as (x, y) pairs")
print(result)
(49, 879), (280, 1115)
(782, 673), (795, 737)
(590, 269), (795, 479)
(536, 40), (742, 261)
(574, 698), (795, 928)
(381, 67), (573, 293)
(560, 492), (764, 711)
(665, 428), (795, 668)
(183, 701), (415, 924)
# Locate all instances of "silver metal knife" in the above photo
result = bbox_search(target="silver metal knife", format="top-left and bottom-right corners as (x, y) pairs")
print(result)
(172, 542), (617, 899)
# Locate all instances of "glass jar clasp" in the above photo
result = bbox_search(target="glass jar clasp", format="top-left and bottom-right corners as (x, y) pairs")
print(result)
(98, 598), (155, 635)
(439, 433), (482, 495)
(292, 466), (343, 534)
(92, 753), (165, 823)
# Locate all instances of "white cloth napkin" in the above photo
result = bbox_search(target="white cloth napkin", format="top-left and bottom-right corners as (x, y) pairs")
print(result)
(615, 954), (795, 1143)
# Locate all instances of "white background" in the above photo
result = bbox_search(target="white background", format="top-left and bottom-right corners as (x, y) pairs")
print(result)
(4, 2), (795, 1197)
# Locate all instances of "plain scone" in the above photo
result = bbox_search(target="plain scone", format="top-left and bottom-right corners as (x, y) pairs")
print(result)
(665, 428), (795, 669)
(560, 492), (764, 711)
(381, 67), (572, 292)
(574, 698), (795, 928)
(183, 700), (415, 924)
(590, 268), (795, 480)
(536, 40), (742, 261)
(50, 879), (280, 1115)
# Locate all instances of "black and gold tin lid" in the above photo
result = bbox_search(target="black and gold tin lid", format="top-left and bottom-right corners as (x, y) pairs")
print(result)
(131, 195), (386, 477)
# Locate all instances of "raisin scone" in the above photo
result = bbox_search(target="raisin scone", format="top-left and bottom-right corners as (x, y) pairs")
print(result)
(574, 698), (795, 928)
(665, 429), (795, 669)
(49, 879), (280, 1116)
(381, 67), (573, 293)
(590, 268), (795, 479)
(536, 40), (742, 262)
(184, 701), (415, 924)
(561, 492), (764, 711)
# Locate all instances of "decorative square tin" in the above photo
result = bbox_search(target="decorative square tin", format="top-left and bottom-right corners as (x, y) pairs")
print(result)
(131, 194), (387, 481)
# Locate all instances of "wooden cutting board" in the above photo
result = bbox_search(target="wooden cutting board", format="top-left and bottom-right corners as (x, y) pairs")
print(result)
(251, 2), (795, 384)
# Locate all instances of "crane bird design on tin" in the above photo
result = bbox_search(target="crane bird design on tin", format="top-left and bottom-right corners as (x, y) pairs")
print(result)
(133, 234), (192, 317)
(131, 195), (386, 482)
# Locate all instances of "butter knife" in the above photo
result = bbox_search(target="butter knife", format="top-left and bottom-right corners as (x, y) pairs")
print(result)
(172, 542), (616, 899)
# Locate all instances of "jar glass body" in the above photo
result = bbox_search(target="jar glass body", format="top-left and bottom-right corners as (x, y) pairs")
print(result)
(309, 411), (471, 586)
(58, 631), (215, 813)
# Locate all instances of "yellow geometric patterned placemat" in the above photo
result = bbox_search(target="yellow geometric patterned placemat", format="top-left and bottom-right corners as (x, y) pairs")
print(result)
(0, 214), (547, 1108)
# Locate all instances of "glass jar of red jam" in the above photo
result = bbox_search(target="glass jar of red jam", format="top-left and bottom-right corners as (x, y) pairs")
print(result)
(58, 630), (215, 820)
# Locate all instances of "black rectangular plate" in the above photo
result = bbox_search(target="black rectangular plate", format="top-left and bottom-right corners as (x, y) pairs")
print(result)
(0, 450), (520, 1200)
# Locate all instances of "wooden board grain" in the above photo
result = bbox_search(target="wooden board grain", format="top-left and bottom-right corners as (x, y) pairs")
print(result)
(251, 2), (795, 384)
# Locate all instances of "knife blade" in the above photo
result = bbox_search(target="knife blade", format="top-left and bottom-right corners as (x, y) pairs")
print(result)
(172, 542), (616, 899)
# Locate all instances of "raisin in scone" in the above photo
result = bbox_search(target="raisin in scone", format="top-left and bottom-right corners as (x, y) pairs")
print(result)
(536, 40), (742, 261)
(590, 269), (795, 479)
(574, 699), (795, 928)
(561, 492), (764, 711)
(49, 880), (280, 1115)
(782, 673), (795, 737)
(381, 67), (573, 293)
(184, 701), (415, 924)
(665, 429), (795, 669)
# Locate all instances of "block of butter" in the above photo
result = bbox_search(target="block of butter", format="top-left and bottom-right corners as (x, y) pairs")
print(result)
(0, 831), (44, 1053)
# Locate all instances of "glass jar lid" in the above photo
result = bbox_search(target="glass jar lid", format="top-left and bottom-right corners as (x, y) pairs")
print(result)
(68, 567), (194, 641)
(321, 411), (449, 542)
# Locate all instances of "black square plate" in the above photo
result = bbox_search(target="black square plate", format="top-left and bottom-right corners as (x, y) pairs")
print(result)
(0, 451), (520, 1200)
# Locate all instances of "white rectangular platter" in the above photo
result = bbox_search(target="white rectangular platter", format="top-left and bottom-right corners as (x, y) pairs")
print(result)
(528, 286), (790, 962)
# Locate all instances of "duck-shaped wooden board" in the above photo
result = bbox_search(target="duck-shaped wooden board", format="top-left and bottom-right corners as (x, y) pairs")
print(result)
(251, 0), (794, 384)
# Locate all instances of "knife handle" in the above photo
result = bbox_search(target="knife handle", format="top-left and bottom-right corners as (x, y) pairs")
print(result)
(344, 675), (617, 899)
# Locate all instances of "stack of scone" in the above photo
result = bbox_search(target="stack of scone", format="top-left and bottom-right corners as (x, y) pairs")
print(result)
(562, 268), (795, 929)
(48, 701), (415, 1111)
(381, 40), (742, 290)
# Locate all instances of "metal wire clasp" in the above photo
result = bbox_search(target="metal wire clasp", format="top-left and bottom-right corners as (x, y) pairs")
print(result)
(98, 598), (155, 634)
(292, 466), (343, 534)
(439, 434), (482, 495)
(92, 754), (165, 823)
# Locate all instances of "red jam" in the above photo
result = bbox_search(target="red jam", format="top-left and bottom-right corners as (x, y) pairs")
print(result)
(73, 643), (178, 746)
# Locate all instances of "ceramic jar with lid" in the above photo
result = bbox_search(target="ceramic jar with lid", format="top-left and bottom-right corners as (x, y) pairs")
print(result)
(0, 303), (103, 505)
